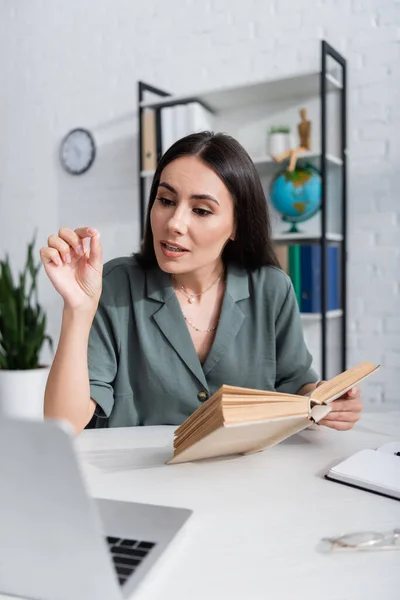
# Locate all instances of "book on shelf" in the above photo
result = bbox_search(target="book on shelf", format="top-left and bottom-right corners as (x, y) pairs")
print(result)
(274, 243), (289, 274)
(274, 242), (340, 313)
(167, 362), (379, 465)
(141, 109), (157, 171)
(289, 244), (301, 307)
(161, 102), (214, 154)
(300, 244), (339, 312)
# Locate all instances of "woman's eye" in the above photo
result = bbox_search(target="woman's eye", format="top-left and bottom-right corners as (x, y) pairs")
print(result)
(193, 208), (212, 217)
(157, 197), (174, 206)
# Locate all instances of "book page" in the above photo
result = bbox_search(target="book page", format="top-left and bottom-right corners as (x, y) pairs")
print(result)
(167, 415), (311, 464)
(309, 362), (379, 404)
(220, 385), (301, 399)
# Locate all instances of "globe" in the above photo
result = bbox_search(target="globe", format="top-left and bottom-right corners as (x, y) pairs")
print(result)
(270, 163), (322, 232)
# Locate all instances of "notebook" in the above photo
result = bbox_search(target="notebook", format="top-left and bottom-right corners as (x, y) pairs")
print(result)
(325, 442), (400, 500)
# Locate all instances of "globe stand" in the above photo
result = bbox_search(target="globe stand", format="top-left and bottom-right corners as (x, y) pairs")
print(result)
(287, 223), (300, 234)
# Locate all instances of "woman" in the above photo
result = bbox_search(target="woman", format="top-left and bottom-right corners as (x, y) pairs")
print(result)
(41, 131), (362, 433)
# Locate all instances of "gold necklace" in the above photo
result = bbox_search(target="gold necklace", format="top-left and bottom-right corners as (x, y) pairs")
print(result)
(183, 314), (218, 333)
(173, 269), (224, 304)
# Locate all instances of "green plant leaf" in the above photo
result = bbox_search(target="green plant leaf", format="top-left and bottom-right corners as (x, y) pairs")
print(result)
(0, 234), (53, 370)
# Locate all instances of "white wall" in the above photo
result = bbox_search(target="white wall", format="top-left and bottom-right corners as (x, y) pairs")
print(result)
(0, 0), (399, 406)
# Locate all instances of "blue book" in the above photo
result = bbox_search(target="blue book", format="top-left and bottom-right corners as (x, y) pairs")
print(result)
(300, 245), (339, 313)
(328, 246), (339, 311)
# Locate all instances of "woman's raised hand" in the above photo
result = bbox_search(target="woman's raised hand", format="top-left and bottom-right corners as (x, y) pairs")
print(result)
(40, 227), (103, 311)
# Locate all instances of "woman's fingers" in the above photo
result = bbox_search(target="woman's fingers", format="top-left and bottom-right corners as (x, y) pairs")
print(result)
(42, 225), (102, 281)
(318, 420), (355, 431)
(40, 247), (63, 267)
(58, 227), (87, 257)
(86, 230), (102, 272)
(327, 398), (363, 413)
(47, 234), (75, 264)
(318, 385), (363, 432)
(321, 409), (362, 423)
(45, 226), (99, 264)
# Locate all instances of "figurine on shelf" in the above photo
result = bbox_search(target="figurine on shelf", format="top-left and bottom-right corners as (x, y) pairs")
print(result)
(271, 108), (311, 172)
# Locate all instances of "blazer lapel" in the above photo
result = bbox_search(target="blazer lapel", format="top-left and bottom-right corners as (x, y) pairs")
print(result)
(202, 263), (249, 376)
(146, 267), (208, 390)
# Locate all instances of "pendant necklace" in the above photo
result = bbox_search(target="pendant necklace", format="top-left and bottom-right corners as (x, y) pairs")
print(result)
(173, 269), (224, 304)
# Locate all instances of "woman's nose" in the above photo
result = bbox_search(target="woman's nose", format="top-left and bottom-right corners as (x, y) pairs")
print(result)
(167, 209), (188, 235)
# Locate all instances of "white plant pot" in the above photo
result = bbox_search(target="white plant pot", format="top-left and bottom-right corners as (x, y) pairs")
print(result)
(0, 367), (50, 421)
(268, 133), (290, 157)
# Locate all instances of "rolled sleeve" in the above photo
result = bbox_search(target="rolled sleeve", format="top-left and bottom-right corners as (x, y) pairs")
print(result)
(275, 280), (319, 394)
(88, 283), (119, 419)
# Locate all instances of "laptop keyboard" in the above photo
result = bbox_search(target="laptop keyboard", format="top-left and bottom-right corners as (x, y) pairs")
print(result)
(106, 536), (156, 586)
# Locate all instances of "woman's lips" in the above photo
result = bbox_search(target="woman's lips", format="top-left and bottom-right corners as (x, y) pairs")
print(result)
(160, 242), (189, 258)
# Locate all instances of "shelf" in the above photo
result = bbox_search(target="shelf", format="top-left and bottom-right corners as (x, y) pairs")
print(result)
(140, 71), (342, 113)
(273, 232), (343, 242)
(253, 152), (343, 171)
(140, 151), (343, 179)
(300, 309), (343, 321)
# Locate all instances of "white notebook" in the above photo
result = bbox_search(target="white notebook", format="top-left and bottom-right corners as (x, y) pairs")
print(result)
(326, 442), (400, 500)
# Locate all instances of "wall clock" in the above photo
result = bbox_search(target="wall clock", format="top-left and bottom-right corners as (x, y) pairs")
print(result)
(59, 128), (96, 175)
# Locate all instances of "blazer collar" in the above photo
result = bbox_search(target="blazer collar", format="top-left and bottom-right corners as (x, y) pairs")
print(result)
(146, 266), (175, 303)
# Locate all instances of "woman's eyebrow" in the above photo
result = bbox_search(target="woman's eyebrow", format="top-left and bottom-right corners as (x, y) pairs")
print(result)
(159, 181), (177, 194)
(158, 182), (220, 206)
(191, 193), (220, 206)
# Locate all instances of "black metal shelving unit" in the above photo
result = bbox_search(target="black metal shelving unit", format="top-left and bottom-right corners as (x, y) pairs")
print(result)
(321, 41), (347, 379)
(137, 40), (347, 380)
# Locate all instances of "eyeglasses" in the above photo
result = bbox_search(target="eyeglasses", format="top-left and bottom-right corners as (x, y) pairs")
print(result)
(320, 529), (400, 552)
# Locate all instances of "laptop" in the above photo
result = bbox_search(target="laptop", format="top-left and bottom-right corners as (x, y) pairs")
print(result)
(0, 417), (192, 600)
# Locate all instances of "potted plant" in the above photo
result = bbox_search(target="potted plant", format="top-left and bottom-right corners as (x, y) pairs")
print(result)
(0, 234), (53, 420)
(267, 125), (292, 157)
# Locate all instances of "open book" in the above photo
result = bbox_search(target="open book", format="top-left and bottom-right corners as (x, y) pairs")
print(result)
(167, 361), (379, 465)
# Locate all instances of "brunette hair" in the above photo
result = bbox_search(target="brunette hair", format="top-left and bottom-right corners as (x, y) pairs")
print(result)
(136, 131), (279, 270)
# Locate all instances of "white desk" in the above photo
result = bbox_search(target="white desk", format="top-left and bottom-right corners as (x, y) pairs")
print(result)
(74, 411), (400, 600)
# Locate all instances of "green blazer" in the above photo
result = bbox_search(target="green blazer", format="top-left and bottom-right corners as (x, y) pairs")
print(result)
(88, 256), (318, 427)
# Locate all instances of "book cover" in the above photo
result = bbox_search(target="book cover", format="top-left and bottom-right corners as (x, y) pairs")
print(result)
(141, 110), (157, 171)
(161, 106), (176, 154)
(274, 243), (289, 274)
(300, 244), (339, 313)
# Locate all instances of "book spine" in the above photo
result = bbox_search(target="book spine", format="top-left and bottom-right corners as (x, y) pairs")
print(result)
(274, 243), (289, 274)
(188, 101), (214, 133)
(161, 106), (176, 154)
(327, 245), (340, 310)
(175, 104), (188, 140)
(288, 244), (301, 308)
(300, 245), (321, 312)
(141, 110), (157, 171)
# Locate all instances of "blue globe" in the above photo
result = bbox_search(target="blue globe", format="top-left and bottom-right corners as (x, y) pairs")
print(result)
(270, 164), (322, 232)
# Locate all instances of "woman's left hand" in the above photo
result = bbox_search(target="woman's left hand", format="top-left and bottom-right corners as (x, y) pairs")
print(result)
(318, 385), (363, 431)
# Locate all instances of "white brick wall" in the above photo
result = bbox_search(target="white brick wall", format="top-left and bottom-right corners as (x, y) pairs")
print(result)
(0, 0), (399, 406)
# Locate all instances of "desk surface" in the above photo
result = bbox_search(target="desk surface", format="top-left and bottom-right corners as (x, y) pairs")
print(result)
(74, 411), (400, 600)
